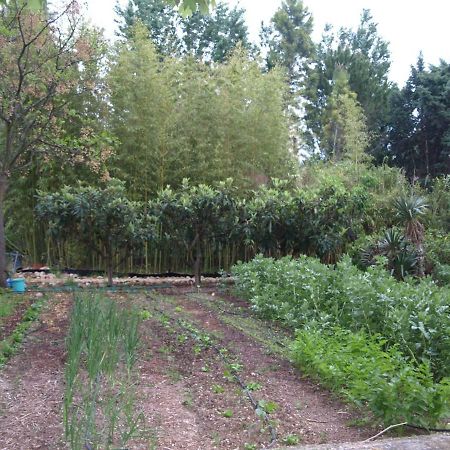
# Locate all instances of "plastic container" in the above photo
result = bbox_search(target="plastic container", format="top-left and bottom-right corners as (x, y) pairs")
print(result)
(9, 277), (26, 293)
(6, 278), (11, 288)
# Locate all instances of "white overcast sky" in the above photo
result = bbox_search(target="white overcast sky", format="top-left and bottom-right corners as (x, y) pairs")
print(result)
(85, 0), (450, 86)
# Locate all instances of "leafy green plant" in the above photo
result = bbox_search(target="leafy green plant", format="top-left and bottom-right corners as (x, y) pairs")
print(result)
(36, 182), (153, 286)
(291, 327), (450, 427)
(233, 254), (450, 380)
(221, 409), (233, 418)
(246, 382), (262, 392)
(393, 194), (428, 276)
(138, 310), (152, 320)
(212, 384), (225, 394)
(244, 443), (257, 450)
(360, 228), (418, 279)
(256, 400), (279, 415)
(0, 294), (47, 366)
(282, 434), (301, 445)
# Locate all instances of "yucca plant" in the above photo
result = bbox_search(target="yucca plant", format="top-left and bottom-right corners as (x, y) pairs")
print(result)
(361, 228), (418, 280)
(393, 194), (428, 276)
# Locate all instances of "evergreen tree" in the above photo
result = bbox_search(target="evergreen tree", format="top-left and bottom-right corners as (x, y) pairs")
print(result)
(304, 10), (392, 158)
(260, 0), (315, 89)
(116, 0), (249, 62)
(108, 23), (176, 199)
(388, 57), (450, 179)
(107, 30), (293, 196)
(181, 2), (249, 62)
(115, 0), (181, 55)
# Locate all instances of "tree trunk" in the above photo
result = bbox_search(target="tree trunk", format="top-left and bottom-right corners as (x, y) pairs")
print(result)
(194, 236), (202, 287)
(416, 242), (425, 277)
(106, 258), (113, 286)
(106, 244), (114, 286)
(0, 173), (9, 287)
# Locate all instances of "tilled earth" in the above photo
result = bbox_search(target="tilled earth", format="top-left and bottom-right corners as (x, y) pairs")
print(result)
(0, 283), (378, 449)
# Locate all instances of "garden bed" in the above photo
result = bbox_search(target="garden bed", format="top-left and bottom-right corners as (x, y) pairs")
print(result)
(0, 281), (387, 449)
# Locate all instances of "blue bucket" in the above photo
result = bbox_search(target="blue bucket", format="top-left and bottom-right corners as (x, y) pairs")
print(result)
(10, 277), (26, 293)
(6, 278), (11, 288)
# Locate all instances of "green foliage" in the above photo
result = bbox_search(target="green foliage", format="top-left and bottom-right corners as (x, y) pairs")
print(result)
(260, 0), (314, 87)
(246, 178), (372, 263)
(64, 293), (143, 449)
(221, 409), (233, 418)
(169, 0), (216, 16)
(36, 181), (151, 285)
(108, 28), (293, 197)
(232, 255), (450, 380)
(181, 2), (250, 62)
(117, 1), (249, 61)
(151, 179), (238, 284)
(0, 290), (21, 318)
(281, 434), (300, 446)
(426, 176), (450, 231)
(360, 228), (419, 280)
(388, 59), (450, 179)
(291, 327), (450, 427)
(304, 10), (392, 158)
(321, 69), (371, 164)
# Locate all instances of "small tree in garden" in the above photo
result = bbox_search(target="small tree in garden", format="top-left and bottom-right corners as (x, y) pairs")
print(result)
(152, 179), (238, 285)
(36, 182), (150, 286)
(0, 0), (103, 286)
(394, 194), (428, 277)
(245, 180), (296, 257)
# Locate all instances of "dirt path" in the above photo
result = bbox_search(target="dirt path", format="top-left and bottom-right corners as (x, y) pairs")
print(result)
(0, 293), (69, 449)
(0, 286), (376, 449)
(135, 290), (375, 449)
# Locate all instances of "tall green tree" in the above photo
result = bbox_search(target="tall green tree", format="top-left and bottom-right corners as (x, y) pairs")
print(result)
(321, 69), (371, 165)
(152, 179), (238, 285)
(115, 0), (181, 55)
(304, 10), (392, 158)
(0, 0), (101, 286)
(116, 0), (249, 62)
(36, 182), (149, 286)
(260, 0), (315, 89)
(108, 33), (293, 196)
(388, 58), (450, 179)
(108, 23), (175, 199)
(181, 1), (249, 62)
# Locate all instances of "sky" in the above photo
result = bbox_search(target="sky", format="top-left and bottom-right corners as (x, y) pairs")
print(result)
(85, 0), (450, 86)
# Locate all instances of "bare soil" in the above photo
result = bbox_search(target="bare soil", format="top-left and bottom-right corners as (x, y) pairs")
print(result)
(0, 283), (379, 450)
(0, 296), (33, 342)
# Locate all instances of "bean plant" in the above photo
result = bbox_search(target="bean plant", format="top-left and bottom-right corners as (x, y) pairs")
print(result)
(233, 255), (450, 380)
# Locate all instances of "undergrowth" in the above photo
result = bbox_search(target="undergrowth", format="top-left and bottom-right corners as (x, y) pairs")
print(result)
(291, 328), (450, 427)
(232, 255), (450, 427)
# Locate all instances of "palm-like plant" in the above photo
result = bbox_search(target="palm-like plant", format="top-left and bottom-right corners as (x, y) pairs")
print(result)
(360, 228), (418, 280)
(393, 194), (428, 276)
